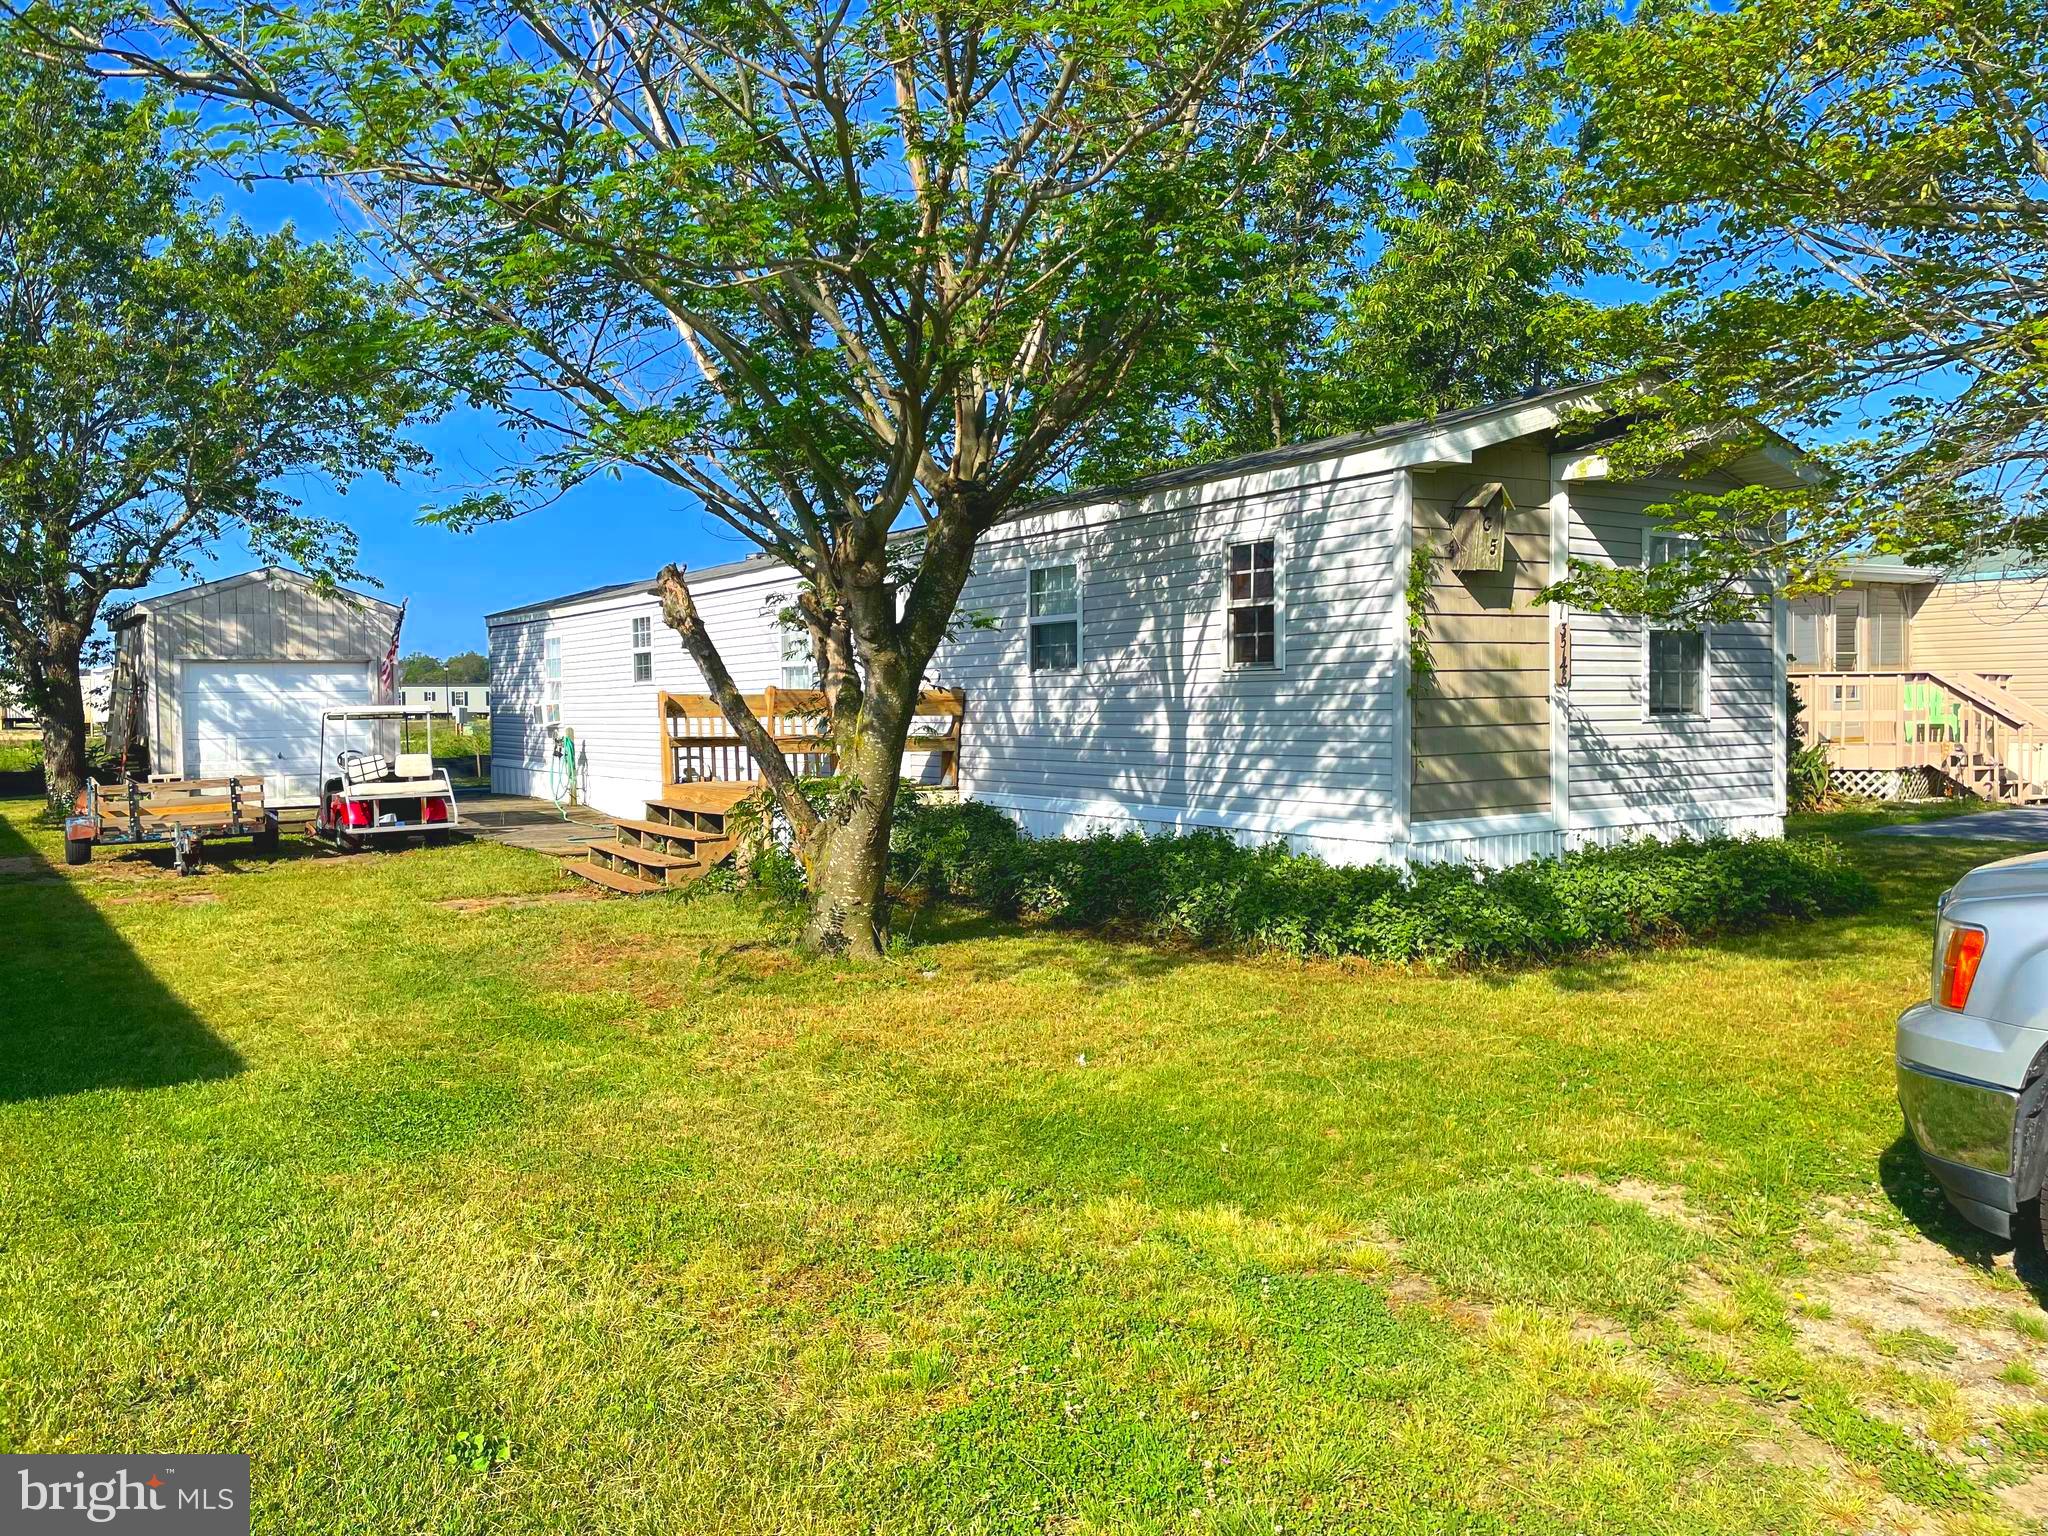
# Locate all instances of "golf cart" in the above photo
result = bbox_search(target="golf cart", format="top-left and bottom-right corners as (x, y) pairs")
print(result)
(315, 704), (461, 850)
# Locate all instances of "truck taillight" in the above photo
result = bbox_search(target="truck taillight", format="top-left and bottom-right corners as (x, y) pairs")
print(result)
(1938, 923), (1987, 1010)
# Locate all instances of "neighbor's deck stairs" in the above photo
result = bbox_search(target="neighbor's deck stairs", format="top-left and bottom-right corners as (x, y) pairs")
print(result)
(1944, 673), (2048, 805)
(563, 782), (750, 894)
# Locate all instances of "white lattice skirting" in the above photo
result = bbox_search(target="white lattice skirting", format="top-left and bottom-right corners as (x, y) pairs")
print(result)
(1829, 767), (1943, 801)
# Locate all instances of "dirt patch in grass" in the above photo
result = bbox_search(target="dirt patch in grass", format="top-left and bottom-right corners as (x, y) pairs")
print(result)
(101, 890), (221, 907)
(1565, 1173), (1714, 1232)
(437, 890), (602, 913)
(1793, 1228), (2048, 1403)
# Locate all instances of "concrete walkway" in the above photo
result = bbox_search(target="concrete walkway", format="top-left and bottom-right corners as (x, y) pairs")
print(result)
(1866, 807), (2048, 842)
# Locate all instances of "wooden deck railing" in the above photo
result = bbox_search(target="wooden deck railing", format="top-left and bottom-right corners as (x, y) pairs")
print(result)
(658, 687), (965, 790)
(1793, 669), (2048, 795)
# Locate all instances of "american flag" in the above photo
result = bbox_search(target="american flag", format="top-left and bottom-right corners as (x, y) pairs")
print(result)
(379, 598), (407, 697)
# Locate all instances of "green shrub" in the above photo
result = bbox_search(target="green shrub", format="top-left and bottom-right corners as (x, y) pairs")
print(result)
(1787, 741), (1833, 812)
(888, 798), (1875, 964)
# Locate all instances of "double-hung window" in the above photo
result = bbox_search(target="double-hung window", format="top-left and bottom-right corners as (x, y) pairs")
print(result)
(1029, 563), (1080, 673)
(1645, 533), (1707, 718)
(781, 628), (816, 689)
(1228, 539), (1278, 669)
(544, 635), (562, 724)
(630, 615), (652, 683)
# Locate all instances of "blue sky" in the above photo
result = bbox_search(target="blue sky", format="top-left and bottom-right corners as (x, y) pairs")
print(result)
(200, 412), (763, 660)
(149, 135), (1671, 664)
(134, 174), (768, 661)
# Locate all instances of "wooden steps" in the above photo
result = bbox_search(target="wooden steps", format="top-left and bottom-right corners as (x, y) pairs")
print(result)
(564, 784), (745, 895)
(563, 859), (660, 895)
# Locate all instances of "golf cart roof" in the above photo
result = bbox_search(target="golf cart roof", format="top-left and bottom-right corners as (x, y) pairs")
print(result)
(320, 704), (437, 722)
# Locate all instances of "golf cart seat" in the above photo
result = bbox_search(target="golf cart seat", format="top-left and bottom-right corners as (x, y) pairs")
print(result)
(336, 748), (443, 796)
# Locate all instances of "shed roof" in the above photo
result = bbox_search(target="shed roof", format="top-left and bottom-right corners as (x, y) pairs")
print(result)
(111, 565), (401, 628)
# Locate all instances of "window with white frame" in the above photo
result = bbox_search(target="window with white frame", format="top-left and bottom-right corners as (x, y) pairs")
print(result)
(544, 635), (562, 724)
(1645, 533), (1707, 717)
(781, 627), (816, 689)
(1028, 563), (1079, 673)
(450, 689), (468, 709)
(630, 615), (652, 683)
(1789, 601), (1821, 665)
(1227, 539), (1278, 668)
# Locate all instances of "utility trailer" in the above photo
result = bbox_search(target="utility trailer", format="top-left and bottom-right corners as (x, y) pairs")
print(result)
(67, 776), (281, 875)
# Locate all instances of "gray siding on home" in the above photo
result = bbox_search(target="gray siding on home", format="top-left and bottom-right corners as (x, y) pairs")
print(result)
(1565, 475), (1781, 828)
(931, 466), (1405, 845)
(113, 570), (399, 774)
(1409, 438), (1553, 821)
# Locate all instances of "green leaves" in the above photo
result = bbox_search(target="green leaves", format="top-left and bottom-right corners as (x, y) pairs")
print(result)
(1566, 0), (2048, 601)
(1074, 0), (1617, 484)
(0, 31), (433, 716)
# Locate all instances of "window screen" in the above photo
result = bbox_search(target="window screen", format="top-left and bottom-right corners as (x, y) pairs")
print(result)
(1649, 629), (1706, 716)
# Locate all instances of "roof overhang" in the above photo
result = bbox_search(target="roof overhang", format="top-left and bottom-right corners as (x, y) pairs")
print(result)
(120, 565), (400, 620)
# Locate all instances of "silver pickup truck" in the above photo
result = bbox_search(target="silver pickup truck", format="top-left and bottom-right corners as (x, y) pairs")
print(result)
(1897, 848), (2048, 1238)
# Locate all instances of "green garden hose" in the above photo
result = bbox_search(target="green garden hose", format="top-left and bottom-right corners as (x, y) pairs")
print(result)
(548, 731), (578, 819)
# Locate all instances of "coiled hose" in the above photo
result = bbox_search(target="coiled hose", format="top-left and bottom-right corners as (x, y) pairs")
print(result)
(548, 732), (578, 819)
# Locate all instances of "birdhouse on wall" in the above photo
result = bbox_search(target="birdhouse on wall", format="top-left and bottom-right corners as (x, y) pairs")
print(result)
(1446, 482), (1512, 573)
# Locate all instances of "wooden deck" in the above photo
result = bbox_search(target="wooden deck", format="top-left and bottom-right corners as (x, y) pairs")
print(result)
(657, 687), (964, 791)
(1793, 669), (2048, 801)
(558, 690), (968, 896)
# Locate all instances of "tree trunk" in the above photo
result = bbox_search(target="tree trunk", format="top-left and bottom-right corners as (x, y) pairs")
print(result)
(39, 650), (89, 810)
(794, 652), (923, 958)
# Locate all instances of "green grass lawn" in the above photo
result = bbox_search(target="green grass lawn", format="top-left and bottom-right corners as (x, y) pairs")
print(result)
(0, 733), (39, 774)
(4, 799), (2047, 1534)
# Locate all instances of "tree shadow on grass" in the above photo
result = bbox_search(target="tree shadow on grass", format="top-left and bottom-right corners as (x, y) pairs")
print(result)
(1877, 1131), (2048, 1306)
(0, 807), (242, 1103)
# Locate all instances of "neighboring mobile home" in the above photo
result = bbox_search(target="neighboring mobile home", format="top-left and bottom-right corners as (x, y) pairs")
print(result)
(108, 567), (402, 804)
(398, 684), (492, 717)
(488, 386), (1802, 870)
(1789, 554), (2048, 799)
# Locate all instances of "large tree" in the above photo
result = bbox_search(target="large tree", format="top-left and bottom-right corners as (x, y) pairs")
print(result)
(0, 41), (429, 805)
(1076, 0), (1620, 483)
(1549, 0), (2048, 620)
(60, 0), (1391, 954)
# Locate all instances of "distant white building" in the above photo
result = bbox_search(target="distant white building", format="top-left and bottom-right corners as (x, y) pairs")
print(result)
(1, 670), (112, 729)
(399, 684), (490, 717)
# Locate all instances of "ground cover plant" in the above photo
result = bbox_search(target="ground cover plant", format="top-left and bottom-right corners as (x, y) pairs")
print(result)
(890, 798), (1876, 962)
(2, 797), (2046, 1532)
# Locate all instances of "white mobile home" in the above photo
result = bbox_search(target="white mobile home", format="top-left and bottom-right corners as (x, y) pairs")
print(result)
(487, 387), (1798, 868)
(108, 567), (402, 803)
(398, 684), (492, 717)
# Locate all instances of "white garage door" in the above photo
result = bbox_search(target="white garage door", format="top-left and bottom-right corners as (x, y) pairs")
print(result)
(182, 663), (373, 804)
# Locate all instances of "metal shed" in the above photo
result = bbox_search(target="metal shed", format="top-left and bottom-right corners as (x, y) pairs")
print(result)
(108, 567), (402, 805)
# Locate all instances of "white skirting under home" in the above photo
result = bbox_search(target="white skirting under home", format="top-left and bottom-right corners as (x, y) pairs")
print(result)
(970, 789), (1785, 872)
